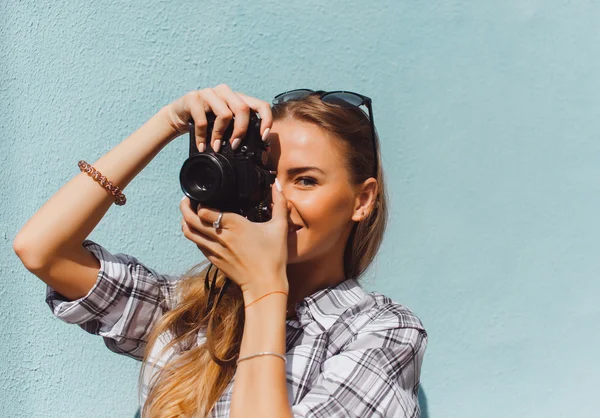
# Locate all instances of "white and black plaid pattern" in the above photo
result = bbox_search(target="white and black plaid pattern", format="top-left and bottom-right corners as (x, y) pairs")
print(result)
(46, 240), (428, 417)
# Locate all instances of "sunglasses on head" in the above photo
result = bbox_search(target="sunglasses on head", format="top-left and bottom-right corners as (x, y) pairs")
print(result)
(272, 89), (378, 177)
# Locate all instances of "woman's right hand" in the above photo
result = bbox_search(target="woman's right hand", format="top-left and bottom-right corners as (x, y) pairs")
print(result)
(162, 84), (273, 152)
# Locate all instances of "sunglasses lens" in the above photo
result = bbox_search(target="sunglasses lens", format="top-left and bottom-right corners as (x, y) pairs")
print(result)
(272, 89), (313, 104)
(321, 93), (371, 122)
(321, 92), (365, 108)
(272, 89), (377, 177)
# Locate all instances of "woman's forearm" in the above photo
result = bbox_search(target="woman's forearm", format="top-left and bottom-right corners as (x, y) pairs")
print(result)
(14, 106), (178, 266)
(230, 279), (292, 418)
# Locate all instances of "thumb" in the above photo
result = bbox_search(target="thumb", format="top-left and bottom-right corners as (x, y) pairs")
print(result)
(271, 178), (289, 223)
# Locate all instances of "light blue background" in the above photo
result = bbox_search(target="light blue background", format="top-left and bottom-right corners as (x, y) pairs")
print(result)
(2, 1), (599, 417)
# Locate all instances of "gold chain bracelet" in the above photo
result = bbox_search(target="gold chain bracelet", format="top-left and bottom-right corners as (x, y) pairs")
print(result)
(236, 351), (287, 365)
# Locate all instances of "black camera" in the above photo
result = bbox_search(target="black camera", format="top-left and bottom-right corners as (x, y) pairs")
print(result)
(179, 112), (276, 222)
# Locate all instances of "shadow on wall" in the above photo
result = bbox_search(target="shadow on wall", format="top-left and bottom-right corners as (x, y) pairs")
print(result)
(132, 386), (429, 417)
(419, 386), (430, 418)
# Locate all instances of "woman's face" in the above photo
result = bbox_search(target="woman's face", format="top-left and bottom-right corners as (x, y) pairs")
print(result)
(266, 117), (359, 264)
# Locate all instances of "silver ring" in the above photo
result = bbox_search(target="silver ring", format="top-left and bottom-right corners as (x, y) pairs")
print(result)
(213, 211), (224, 229)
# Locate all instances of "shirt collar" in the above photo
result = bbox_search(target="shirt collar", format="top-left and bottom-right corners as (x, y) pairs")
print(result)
(288, 278), (366, 331)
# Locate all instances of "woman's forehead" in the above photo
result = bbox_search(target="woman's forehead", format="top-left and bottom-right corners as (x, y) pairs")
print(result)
(266, 119), (345, 171)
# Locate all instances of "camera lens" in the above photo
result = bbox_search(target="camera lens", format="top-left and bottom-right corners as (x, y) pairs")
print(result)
(194, 164), (219, 193)
(180, 154), (233, 203)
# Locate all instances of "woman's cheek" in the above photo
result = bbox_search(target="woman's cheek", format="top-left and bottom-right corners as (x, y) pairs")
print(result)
(289, 186), (352, 231)
(296, 192), (332, 226)
(310, 193), (351, 237)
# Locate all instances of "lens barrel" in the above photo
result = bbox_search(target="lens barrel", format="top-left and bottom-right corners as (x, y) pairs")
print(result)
(180, 153), (235, 211)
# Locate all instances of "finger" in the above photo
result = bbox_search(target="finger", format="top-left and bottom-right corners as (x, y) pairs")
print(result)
(188, 92), (209, 152)
(196, 206), (236, 232)
(198, 88), (233, 152)
(199, 246), (223, 266)
(235, 92), (273, 140)
(213, 84), (250, 150)
(270, 178), (289, 226)
(181, 218), (223, 256)
(180, 198), (226, 241)
(196, 244), (220, 263)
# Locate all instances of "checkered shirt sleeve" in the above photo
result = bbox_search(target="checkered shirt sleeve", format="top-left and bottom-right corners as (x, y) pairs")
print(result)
(45, 239), (182, 361)
(291, 307), (427, 418)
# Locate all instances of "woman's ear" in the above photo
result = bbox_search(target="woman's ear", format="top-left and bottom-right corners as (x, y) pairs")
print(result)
(351, 178), (378, 222)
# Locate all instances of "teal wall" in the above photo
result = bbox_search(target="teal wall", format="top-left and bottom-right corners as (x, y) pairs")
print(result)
(2, 1), (599, 417)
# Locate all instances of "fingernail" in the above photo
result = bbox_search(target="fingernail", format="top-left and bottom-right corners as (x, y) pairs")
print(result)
(231, 137), (242, 150)
(214, 140), (222, 152)
(262, 128), (271, 142)
(198, 143), (206, 152)
(181, 196), (186, 201)
(274, 178), (282, 192)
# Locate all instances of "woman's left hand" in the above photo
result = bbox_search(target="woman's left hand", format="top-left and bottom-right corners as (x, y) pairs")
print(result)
(180, 180), (290, 299)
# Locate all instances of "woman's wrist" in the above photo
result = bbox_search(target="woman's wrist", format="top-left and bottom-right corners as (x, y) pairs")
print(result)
(241, 280), (288, 346)
(242, 273), (289, 306)
(156, 105), (186, 144)
(234, 273), (289, 418)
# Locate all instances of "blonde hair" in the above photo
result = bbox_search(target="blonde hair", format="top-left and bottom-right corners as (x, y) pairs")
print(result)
(140, 94), (389, 417)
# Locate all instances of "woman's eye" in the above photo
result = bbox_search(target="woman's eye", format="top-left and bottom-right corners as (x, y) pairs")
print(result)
(296, 176), (317, 187)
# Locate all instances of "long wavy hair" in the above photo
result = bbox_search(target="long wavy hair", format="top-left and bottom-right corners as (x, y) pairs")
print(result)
(139, 93), (389, 417)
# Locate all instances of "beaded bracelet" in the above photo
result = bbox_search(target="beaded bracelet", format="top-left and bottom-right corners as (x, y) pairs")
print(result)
(78, 160), (127, 206)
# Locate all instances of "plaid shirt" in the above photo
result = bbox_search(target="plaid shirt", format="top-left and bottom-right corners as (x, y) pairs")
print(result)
(46, 240), (427, 417)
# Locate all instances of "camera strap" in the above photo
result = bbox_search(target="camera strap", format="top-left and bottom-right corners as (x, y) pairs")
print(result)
(204, 264), (237, 367)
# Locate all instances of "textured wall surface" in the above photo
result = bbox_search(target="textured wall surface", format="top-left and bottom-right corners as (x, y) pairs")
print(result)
(2, 1), (599, 417)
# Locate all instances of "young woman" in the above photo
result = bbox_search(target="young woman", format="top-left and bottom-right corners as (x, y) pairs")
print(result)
(14, 84), (427, 417)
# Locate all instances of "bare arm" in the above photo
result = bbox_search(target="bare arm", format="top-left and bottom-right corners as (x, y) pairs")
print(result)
(13, 85), (273, 302)
(13, 106), (178, 300)
(230, 277), (292, 418)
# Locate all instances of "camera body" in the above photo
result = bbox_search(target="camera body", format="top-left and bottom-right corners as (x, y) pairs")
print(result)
(179, 112), (275, 222)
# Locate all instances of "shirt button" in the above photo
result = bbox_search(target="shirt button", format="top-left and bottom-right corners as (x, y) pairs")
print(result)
(297, 303), (308, 315)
